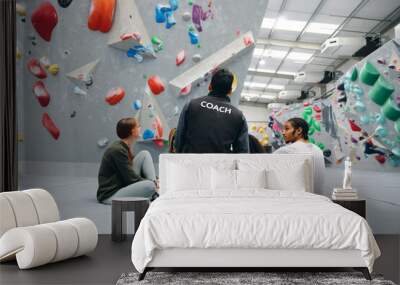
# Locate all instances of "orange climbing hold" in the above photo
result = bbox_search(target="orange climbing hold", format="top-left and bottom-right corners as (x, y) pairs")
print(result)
(88, 0), (116, 33)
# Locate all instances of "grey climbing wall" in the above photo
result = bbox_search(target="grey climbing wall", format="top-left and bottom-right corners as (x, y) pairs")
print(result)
(17, 0), (268, 163)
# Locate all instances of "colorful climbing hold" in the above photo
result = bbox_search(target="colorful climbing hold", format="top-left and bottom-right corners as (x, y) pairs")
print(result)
(147, 75), (165, 95)
(374, 154), (386, 164)
(375, 125), (388, 138)
(33, 81), (50, 107)
(349, 120), (362, 132)
(31, 1), (58, 41)
(360, 61), (380, 86)
(88, 0), (116, 33)
(312, 105), (321, 113)
(73, 86), (87, 96)
(368, 76), (394, 106)
(133, 100), (142, 110)
(142, 129), (155, 140)
(176, 50), (186, 66)
(382, 98), (400, 121)
(48, 64), (60, 75)
(105, 87), (125, 105)
(192, 4), (212, 32)
(42, 112), (60, 140)
(354, 100), (366, 113)
(180, 84), (192, 96)
(188, 29), (199, 45)
(350, 67), (358, 81)
(151, 36), (164, 52)
(243, 35), (254, 47)
(27, 58), (47, 79)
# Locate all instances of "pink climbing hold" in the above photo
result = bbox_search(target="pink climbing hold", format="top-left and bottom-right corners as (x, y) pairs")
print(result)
(120, 32), (141, 41)
(349, 119), (362, 132)
(303, 102), (310, 107)
(176, 50), (185, 66)
(27, 58), (47, 79)
(31, 1), (58, 42)
(33, 81), (50, 107)
(180, 84), (192, 95)
(243, 36), (253, 47)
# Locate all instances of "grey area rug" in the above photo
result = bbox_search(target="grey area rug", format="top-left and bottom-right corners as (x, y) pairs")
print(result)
(116, 272), (396, 285)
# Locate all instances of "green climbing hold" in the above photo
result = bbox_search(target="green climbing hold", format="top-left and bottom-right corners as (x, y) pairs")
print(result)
(309, 137), (315, 144)
(395, 119), (400, 134)
(350, 67), (358, 81)
(197, 44), (201, 48)
(368, 76), (394, 106)
(313, 120), (321, 132)
(303, 106), (313, 115)
(188, 0), (193, 5)
(382, 98), (400, 121)
(308, 126), (315, 136)
(360, 61), (380, 86)
(316, 142), (325, 150)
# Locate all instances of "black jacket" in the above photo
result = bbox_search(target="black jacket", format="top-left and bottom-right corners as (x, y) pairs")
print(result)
(175, 92), (249, 153)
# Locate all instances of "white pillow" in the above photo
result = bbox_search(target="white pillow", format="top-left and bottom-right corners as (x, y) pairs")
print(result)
(236, 169), (267, 189)
(238, 158), (311, 192)
(211, 168), (237, 191)
(167, 162), (212, 192)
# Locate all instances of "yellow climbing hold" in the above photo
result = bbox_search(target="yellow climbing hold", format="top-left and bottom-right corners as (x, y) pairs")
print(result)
(48, 64), (60, 75)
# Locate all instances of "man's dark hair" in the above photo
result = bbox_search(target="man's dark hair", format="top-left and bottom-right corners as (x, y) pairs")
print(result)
(116, 118), (137, 139)
(210, 69), (234, 96)
(287, 117), (309, 140)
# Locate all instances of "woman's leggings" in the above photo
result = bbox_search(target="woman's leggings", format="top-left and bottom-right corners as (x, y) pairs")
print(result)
(103, 150), (157, 204)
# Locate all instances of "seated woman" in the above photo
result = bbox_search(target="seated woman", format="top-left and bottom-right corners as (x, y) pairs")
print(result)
(97, 118), (158, 204)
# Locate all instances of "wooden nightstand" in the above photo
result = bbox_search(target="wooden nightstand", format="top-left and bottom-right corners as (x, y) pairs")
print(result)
(332, 199), (366, 218)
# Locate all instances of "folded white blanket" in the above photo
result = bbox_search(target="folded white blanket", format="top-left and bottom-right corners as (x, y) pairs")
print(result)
(131, 190), (380, 273)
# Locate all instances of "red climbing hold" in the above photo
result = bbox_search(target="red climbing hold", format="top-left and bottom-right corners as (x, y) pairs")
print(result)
(315, 113), (321, 121)
(153, 139), (164, 147)
(88, 0), (116, 33)
(147, 75), (165, 95)
(33, 81), (50, 107)
(153, 116), (164, 139)
(105, 87), (125, 105)
(303, 102), (310, 107)
(374, 154), (386, 164)
(27, 58), (47, 79)
(349, 119), (362, 132)
(31, 2), (58, 41)
(42, 112), (60, 140)
(313, 105), (321, 113)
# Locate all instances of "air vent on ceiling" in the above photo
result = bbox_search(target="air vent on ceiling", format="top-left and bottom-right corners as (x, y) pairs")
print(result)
(320, 37), (366, 57)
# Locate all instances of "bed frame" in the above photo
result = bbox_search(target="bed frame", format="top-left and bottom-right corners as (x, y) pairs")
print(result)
(138, 248), (371, 280)
(137, 154), (372, 281)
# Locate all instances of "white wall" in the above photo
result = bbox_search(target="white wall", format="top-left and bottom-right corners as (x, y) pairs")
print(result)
(239, 104), (269, 122)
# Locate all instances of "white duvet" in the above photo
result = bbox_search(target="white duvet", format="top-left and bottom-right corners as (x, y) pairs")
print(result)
(131, 190), (380, 273)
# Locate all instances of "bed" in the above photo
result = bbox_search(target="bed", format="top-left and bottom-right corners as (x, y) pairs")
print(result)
(131, 154), (380, 280)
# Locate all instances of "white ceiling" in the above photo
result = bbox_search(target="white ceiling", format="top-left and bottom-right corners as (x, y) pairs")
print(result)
(241, 0), (400, 104)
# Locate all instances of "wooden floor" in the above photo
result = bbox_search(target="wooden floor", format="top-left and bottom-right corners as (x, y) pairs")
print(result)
(0, 235), (399, 285)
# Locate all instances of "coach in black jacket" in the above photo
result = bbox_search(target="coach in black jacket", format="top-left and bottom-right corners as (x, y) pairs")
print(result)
(175, 69), (249, 153)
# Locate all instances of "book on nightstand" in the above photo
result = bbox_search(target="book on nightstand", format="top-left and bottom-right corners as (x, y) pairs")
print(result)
(332, 188), (359, 200)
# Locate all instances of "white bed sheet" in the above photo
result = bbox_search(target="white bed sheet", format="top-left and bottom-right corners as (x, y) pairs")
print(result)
(131, 190), (380, 273)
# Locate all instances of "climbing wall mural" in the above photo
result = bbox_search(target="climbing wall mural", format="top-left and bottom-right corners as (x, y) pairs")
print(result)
(16, 0), (267, 162)
(267, 40), (400, 171)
